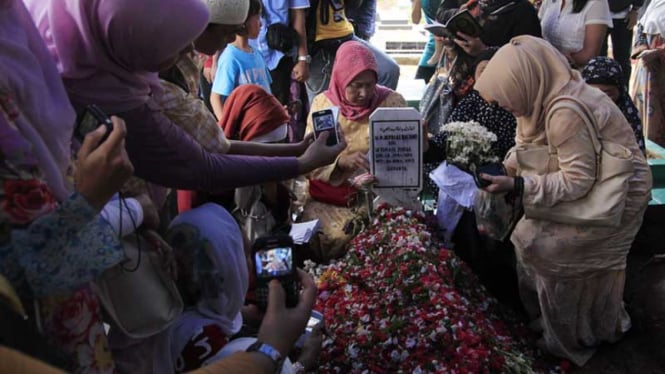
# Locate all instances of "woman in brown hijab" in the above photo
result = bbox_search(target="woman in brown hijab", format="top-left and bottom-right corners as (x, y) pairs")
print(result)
(474, 35), (652, 366)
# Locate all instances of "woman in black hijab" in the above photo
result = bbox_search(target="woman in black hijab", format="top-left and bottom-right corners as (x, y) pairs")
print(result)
(582, 56), (646, 154)
(424, 47), (516, 195)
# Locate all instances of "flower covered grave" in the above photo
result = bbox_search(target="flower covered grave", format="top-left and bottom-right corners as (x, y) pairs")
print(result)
(306, 204), (558, 373)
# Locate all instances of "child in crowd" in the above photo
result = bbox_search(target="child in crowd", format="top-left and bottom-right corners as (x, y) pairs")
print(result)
(210, 0), (272, 119)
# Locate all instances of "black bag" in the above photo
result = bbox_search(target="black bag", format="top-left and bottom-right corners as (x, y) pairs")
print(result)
(266, 23), (299, 53)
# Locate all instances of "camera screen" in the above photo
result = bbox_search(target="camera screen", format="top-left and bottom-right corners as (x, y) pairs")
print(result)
(76, 112), (100, 139)
(313, 111), (338, 146)
(306, 311), (323, 332)
(313, 112), (335, 132)
(255, 247), (293, 278)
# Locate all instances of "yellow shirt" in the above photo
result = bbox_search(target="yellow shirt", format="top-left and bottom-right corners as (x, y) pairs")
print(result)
(306, 91), (408, 184)
(314, 0), (355, 42)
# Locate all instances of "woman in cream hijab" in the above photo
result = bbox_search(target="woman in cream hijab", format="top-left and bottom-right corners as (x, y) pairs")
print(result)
(475, 35), (652, 366)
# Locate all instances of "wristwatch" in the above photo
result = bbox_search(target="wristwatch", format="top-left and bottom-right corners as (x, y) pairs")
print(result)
(246, 340), (284, 372)
(297, 55), (312, 64)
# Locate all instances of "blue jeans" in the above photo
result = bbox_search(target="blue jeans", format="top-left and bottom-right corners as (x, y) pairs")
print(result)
(306, 36), (400, 103)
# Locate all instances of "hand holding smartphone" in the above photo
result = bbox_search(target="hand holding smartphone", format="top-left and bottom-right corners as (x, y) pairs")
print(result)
(253, 235), (299, 311)
(472, 163), (506, 188)
(74, 115), (133, 210)
(294, 310), (323, 348)
(312, 106), (339, 146)
(75, 104), (114, 144)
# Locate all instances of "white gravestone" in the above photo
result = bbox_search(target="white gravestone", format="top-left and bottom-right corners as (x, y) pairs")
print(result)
(369, 108), (423, 210)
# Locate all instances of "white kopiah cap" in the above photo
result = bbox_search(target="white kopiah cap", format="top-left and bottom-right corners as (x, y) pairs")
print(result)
(205, 0), (250, 25)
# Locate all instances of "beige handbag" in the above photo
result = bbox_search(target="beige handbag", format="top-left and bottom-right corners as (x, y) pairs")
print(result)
(515, 96), (634, 227)
(93, 230), (183, 338)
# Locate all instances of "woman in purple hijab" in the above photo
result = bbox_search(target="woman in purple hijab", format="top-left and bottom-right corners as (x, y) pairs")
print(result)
(24, 0), (343, 205)
(0, 0), (134, 372)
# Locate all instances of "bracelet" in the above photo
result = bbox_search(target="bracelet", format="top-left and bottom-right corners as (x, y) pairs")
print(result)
(513, 176), (524, 195)
(506, 176), (524, 206)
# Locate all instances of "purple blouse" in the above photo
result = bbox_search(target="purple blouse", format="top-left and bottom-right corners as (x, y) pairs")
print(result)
(112, 103), (300, 191)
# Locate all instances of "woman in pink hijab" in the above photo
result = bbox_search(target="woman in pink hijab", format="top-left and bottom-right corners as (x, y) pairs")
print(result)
(300, 40), (408, 261)
(24, 0), (343, 209)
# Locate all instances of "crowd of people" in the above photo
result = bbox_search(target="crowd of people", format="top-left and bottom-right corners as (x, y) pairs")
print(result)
(0, 0), (663, 372)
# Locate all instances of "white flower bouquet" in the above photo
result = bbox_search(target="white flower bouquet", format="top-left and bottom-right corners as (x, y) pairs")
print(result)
(442, 121), (499, 170)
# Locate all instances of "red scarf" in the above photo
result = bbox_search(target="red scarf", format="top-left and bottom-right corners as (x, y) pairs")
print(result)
(219, 84), (290, 141)
(323, 41), (392, 122)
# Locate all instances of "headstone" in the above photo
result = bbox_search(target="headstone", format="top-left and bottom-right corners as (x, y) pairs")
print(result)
(369, 107), (423, 210)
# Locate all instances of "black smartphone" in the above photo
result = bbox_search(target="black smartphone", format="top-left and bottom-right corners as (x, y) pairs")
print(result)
(312, 107), (339, 146)
(473, 163), (506, 188)
(253, 235), (299, 310)
(75, 104), (113, 143)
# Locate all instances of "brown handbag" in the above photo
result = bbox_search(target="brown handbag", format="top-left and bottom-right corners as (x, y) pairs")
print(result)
(514, 96), (634, 227)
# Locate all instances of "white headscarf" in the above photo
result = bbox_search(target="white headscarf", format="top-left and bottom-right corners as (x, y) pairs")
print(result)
(154, 203), (249, 373)
(206, 0), (250, 25)
(640, 0), (665, 38)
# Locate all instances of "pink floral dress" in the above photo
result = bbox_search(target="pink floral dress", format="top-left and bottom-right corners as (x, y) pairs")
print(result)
(0, 91), (123, 373)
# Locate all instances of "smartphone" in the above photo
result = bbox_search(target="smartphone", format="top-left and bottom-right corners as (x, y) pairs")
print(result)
(294, 310), (323, 348)
(75, 104), (113, 143)
(472, 163), (506, 188)
(252, 235), (299, 310)
(312, 107), (339, 146)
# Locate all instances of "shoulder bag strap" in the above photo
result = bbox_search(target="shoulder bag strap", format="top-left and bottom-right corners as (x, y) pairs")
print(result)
(435, 50), (457, 77)
(430, 54), (457, 97)
(544, 96), (603, 180)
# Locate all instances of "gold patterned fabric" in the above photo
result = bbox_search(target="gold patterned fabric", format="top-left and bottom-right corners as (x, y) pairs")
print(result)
(157, 80), (230, 154)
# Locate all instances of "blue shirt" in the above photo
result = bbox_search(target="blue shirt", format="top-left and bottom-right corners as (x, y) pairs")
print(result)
(421, 0), (442, 20)
(249, 0), (310, 71)
(212, 45), (273, 96)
